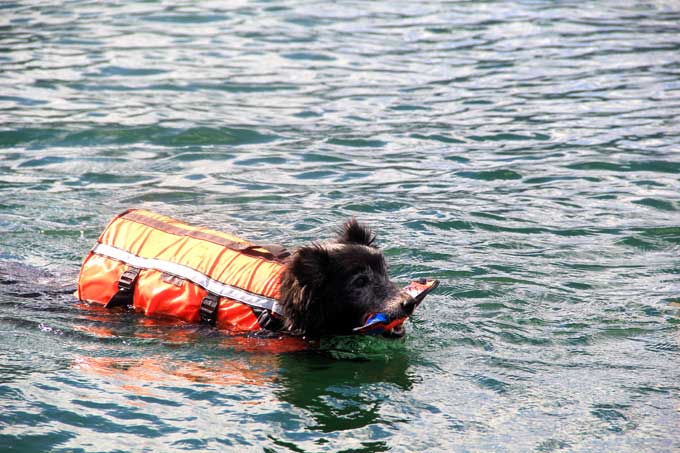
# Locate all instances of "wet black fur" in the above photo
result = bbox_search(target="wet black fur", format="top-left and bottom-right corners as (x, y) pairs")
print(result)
(278, 218), (414, 337)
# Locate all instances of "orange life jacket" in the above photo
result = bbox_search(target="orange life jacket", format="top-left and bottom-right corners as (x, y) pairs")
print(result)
(77, 209), (291, 332)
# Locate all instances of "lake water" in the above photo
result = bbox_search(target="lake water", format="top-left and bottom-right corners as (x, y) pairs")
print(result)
(1, 1), (679, 451)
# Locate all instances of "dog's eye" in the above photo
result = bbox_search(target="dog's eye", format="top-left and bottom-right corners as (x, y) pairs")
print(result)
(353, 276), (369, 288)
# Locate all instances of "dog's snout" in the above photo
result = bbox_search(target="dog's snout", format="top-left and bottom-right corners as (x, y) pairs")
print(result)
(401, 295), (418, 315)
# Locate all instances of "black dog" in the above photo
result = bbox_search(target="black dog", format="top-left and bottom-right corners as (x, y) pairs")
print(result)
(2, 218), (429, 340)
(76, 210), (431, 339)
(279, 219), (417, 338)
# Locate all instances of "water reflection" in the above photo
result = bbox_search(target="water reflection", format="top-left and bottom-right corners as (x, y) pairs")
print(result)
(70, 301), (413, 437)
(57, 292), (408, 429)
(275, 350), (412, 433)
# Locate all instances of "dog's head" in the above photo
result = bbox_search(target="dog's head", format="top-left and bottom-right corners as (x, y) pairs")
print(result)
(279, 219), (417, 338)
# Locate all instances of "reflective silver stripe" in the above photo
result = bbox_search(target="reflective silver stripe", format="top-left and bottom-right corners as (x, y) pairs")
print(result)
(92, 243), (284, 316)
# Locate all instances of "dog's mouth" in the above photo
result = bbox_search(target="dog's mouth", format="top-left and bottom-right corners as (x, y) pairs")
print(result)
(350, 278), (440, 339)
(381, 323), (406, 338)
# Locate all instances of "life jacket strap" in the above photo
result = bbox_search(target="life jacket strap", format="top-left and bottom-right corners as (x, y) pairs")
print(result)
(199, 292), (220, 325)
(90, 243), (286, 317)
(105, 266), (141, 308)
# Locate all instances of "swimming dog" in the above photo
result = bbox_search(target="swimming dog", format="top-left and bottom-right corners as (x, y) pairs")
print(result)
(77, 210), (436, 338)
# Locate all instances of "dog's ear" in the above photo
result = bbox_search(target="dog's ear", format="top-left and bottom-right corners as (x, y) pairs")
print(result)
(280, 245), (331, 335)
(289, 245), (330, 289)
(337, 218), (376, 247)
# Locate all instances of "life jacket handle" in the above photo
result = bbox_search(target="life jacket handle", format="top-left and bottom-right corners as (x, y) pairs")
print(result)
(239, 244), (291, 261)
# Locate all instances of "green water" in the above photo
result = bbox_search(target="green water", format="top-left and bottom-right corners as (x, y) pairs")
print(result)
(1, 1), (679, 451)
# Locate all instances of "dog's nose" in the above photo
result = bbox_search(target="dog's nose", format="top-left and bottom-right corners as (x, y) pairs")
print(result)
(401, 296), (418, 315)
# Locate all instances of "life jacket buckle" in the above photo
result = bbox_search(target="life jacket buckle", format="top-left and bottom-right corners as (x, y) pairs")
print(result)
(255, 308), (284, 331)
(105, 266), (140, 309)
(118, 267), (140, 293)
(199, 292), (220, 325)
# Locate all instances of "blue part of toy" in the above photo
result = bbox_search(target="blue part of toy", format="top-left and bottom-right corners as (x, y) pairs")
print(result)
(365, 312), (389, 326)
(353, 312), (389, 333)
